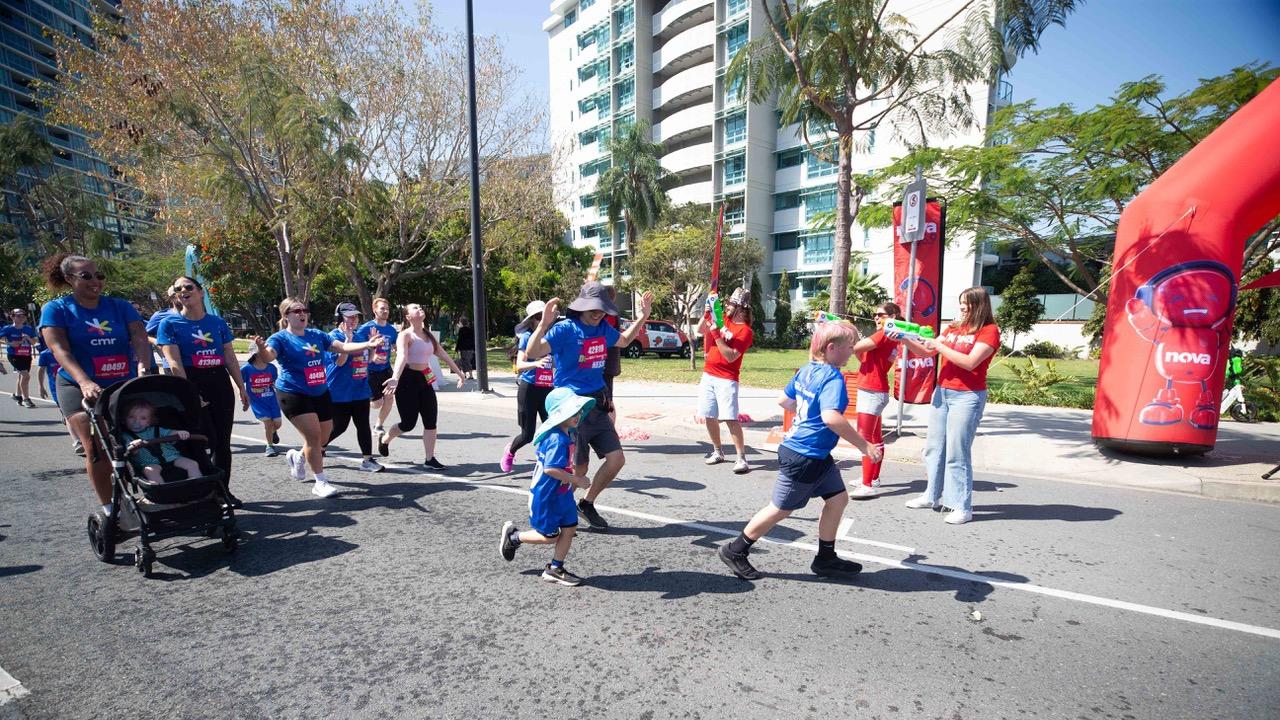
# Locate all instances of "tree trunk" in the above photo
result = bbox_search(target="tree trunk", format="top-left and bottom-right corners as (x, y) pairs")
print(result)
(273, 222), (296, 299)
(345, 256), (373, 316)
(829, 136), (854, 315)
(686, 291), (699, 371)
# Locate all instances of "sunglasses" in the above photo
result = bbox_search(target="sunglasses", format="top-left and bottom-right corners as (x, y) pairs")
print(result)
(70, 271), (107, 281)
(873, 312), (889, 317)
(287, 308), (310, 315)
(173, 283), (199, 292)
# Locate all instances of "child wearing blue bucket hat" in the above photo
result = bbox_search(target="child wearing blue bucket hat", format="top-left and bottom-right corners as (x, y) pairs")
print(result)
(499, 387), (595, 586)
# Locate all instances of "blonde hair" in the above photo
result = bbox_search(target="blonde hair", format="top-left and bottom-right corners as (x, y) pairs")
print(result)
(372, 297), (390, 309)
(954, 286), (995, 333)
(809, 320), (860, 361)
(277, 297), (307, 330)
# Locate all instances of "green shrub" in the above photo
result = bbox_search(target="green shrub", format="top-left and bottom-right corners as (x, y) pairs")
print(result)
(1021, 340), (1070, 359)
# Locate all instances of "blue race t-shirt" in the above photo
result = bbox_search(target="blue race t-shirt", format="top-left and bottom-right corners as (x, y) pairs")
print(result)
(37, 348), (60, 403)
(145, 308), (178, 337)
(267, 327), (334, 396)
(359, 320), (398, 372)
(517, 330), (555, 388)
(781, 361), (849, 458)
(325, 326), (372, 403)
(544, 317), (620, 395)
(0, 324), (37, 359)
(240, 362), (281, 419)
(38, 295), (142, 386)
(528, 427), (575, 532)
(156, 313), (233, 370)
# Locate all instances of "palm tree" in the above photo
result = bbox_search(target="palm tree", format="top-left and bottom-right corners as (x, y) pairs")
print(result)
(728, 0), (1080, 315)
(595, 121), (669, 280)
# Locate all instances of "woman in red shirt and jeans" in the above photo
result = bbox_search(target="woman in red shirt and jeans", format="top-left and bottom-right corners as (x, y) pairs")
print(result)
(849, 301), (901, 499)
(897, 287), (1000, 524)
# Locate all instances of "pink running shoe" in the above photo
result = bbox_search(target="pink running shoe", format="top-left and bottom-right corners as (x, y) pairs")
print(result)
(499, 443), (515, 473)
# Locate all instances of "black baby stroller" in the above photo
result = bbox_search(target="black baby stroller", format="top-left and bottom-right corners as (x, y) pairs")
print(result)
(84, 374), (238, 577)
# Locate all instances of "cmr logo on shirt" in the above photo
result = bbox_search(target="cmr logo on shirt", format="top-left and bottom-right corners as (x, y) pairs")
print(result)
(1163, 350), (1212, 365)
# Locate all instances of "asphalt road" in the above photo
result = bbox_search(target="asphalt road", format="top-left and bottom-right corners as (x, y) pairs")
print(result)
(2, 389), (1279, 719)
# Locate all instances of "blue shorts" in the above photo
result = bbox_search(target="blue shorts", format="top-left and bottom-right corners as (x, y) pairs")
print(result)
(250, 398), (282, 421)
(529, 488), (579, 537)
(772, 445), (845, 511)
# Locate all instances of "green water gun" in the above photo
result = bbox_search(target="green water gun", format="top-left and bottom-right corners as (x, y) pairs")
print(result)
(812, 310), (842, 324)
(705, 293), (725, 329)
(1226, 351), (1244, 386)
(884, 319), (936, 342)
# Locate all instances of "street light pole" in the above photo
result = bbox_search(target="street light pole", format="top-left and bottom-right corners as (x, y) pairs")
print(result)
(465, 0), (490, 392)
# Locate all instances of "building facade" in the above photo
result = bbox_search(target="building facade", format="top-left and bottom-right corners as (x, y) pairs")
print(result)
(0, 0), (149, 250)
(544, 0), (1009, 322)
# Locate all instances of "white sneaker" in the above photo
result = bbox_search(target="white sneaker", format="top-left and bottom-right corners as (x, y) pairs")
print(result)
(850, 484), (883, 499)
(732, 458), (749, 474)
(312, 479), (337, 498)
(944, 508), (972, 525)
(704, 450), (726, 465)
(286, 449), (306, 481)
(360, 458), (385, 473)
(904, 495), (938, 509)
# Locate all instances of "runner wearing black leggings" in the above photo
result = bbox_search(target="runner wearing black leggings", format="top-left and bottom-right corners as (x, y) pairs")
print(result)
(499, 300), (554, 473)
(377, 303), (464, 470)
(325, 302), (383, 473)
(157, 276), (250, 507)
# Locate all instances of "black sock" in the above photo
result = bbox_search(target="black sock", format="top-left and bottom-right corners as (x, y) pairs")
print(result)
(580, 499), (593, 508)
(817, 540), (837, 559)
(727, 533), (756, 555)
(508, 529), (522, 547)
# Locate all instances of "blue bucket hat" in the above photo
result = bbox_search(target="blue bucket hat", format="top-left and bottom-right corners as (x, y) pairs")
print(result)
(533, 387), (597, 445)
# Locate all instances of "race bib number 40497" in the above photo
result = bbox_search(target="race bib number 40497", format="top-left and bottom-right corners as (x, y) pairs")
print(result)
(94, 354), (130, 379)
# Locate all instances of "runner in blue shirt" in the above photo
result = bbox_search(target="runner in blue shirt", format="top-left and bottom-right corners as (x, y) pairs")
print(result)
(145, 299), (179, 374)
(157, 275), (250, 507)
(240, 354), (282, 457)
(717, 320), (881, 581)
(359, 297), (399, 434)
(38, 253), (150, 514)
(0, 308), (39, 407)
(325, 302), (382, 473)
(524, 281), (653, 531)
(36, 346), (59, 406)
(256, 297), (381, 499)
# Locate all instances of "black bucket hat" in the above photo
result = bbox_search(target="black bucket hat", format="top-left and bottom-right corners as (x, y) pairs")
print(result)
(567, 281), (620, 316)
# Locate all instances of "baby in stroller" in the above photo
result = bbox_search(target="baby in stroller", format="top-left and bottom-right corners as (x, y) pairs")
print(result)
(120, 398), (201, 483)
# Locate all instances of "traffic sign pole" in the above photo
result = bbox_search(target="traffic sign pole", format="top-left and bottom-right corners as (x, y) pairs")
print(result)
(891, 166), (925, 439)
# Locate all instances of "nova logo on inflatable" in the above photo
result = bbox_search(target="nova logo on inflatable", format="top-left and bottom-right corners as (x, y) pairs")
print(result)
(1163, 351), (1212, 365)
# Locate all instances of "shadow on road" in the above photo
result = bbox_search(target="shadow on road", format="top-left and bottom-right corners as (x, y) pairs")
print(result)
(972, 503), (1122, 522)
(528, 565), (754, 599)
(858, 555), (1030, 603)
(613, 475), (706, 498)
(0, 564), (42, 578)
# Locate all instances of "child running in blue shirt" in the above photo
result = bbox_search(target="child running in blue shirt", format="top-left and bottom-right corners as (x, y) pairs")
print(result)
(240, 352), (283, 457)
(718, 320), (882, 580)
(499, 387), (594, 586)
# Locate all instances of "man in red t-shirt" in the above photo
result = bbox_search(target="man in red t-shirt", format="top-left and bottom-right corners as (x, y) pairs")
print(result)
(697, 287), (755, 474)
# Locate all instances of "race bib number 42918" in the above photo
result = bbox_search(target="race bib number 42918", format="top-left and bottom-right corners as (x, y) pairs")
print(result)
(579, 337), (607, 370)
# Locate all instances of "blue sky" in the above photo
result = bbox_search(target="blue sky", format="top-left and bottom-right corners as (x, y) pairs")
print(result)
(434, 0), (1279, 144)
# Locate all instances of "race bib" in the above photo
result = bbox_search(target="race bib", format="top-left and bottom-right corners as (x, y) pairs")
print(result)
(372, 348), (388, 366)
(193, 352), (223, 368)
(533, 367), (554, 388)
(423, 367), (436, 384)
(579, 336), (607, 370)
(250, 374), (274, 395)
(13, 344), (31, 357)
(351, 356), (368, 380)
(94, 354), (130, 380)
(304, 364), (327, 387)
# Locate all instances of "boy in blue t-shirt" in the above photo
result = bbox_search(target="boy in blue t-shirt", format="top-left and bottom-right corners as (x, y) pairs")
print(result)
(718, 320), (882, 581)
(499, 388), (595, 587)
(240, 353), (283, 456)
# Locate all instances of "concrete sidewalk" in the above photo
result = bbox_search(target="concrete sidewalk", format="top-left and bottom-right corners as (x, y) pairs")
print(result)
(434, 369), (1280, 504)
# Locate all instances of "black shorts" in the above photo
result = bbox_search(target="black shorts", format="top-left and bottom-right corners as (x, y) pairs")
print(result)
(8, 355), (31, 372)
(368, 368), (393, 399)
(277, 389), (334, 422)
(573, 391), (622, 466)
(55, 374), (86, 418)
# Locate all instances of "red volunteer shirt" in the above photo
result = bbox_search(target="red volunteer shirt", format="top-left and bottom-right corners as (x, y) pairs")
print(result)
(937, 323), (1000, 391)
(855, 329), (898, 393)
(703, 319), (754, 381)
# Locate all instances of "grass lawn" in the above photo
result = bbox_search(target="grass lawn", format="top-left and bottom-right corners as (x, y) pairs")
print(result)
(487, 347), (1100, 407)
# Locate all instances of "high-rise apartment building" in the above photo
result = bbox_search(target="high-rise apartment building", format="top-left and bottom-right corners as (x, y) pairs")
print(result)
(544, 0), (1009, 320)
(0, 0), (149, 250)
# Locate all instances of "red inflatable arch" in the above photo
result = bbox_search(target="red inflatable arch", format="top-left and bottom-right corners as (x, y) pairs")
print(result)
(1093, 78), (1280, 455)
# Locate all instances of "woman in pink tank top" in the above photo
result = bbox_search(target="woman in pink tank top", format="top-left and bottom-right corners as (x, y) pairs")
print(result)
(377, 303), (465, 470)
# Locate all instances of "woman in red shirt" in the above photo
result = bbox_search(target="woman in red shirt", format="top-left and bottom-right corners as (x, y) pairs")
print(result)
(849, 302), (901, 499)
(897, 287), (1000, 524)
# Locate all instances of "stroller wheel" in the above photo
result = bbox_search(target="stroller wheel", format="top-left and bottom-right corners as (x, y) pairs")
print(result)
(134, 545), (155, 578)
(221, 532), (238, 553)
(87, 511), (116, 563)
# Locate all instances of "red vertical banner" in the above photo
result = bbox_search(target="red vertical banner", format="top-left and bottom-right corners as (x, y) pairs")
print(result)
(891, 198), (945, 404)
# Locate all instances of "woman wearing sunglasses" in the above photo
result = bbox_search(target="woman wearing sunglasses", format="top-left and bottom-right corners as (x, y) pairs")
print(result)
(156, 276), (250, 507)
(848, 302), (903, 499)
(254, 297), (381, 498)
(37, 253), (150, 516)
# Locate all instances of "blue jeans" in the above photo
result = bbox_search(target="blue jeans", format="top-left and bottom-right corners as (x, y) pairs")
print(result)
(922, 387), (987, 513)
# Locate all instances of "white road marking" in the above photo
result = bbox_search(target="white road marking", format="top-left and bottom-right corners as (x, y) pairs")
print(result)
(0, 665), (29, 704)
(837, 517), (916, 553)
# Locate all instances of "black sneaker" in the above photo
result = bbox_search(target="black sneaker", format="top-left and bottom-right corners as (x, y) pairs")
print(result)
(223, 491), (244, 510)
(499, 521), (519, 562)
(811, 555), (863, 578)
(377, 432), (390, 457)
(541, 564), (583, 586)
(23, 397), (35, 408)
(272, 431), (280, 445)
(718, 544), (762, 580)
(424, 457), (446, 471)
(11, 394), (19, 404)
(577, 499), (608, 531)
(73, 440), (85, 457)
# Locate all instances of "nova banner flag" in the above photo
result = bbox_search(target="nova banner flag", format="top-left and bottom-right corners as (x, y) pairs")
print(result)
(891, 198), (946, 404)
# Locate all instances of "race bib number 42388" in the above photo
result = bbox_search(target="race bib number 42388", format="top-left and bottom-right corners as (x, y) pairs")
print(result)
(579, 337), (607, 370)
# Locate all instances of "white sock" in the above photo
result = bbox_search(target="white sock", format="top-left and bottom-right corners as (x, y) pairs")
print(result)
(313, 471), (328, 484)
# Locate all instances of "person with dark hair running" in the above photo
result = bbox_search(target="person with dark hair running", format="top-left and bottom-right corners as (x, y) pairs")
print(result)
(156, 275), (250, 507)
(325, 302), (383, 473)
(849, 301), (902, 499)
(37, 253), (150, 515)
(257, 297), (382, 498)
(360, 297), (399, 435)
(524, 281), (654, 531)
(378, 303), (465, 470)
(146, 290), (181, 375)
(499, 300), (555, 473)
(0, 308), (39, 406)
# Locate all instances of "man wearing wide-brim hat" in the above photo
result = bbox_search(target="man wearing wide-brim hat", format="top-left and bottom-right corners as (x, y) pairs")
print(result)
(524, 281), (654, 531)
(697, 286), (756, 474)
